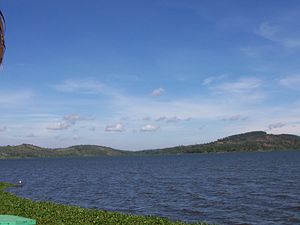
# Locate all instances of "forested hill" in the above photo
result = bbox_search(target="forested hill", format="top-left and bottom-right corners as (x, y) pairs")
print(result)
(1, 131), (300, 158)
(0, 144), (127, 159)
(137, 131), (300, 155)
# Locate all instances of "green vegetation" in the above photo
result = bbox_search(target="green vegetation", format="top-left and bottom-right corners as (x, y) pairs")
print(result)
(0, 144), (127, 159)
(137, 131), (300, 155)
(0, 182), (209, 225)
(1, 131), (300, 159)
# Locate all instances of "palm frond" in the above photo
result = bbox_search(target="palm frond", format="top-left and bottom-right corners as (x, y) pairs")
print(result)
(0, 10), (5, 65)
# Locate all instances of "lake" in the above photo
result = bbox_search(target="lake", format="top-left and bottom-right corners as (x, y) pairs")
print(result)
(1, 151), (300, 224)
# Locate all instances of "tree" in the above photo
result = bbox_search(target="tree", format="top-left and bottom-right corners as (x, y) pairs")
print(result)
(0, 10), (5, 65)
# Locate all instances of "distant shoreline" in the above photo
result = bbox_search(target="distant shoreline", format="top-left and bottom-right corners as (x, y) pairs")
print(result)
(1, 131), (300, 159)
(1, 147), (299, 161)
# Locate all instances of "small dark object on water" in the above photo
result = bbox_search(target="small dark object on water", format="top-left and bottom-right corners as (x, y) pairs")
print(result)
(15, 180), (23, 187)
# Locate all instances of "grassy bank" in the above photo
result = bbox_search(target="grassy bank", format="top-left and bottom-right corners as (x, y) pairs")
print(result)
(0, 182), (210, 225)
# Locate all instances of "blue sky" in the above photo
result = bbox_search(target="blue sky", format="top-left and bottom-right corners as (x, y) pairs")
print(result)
(1, 0), (300, 150)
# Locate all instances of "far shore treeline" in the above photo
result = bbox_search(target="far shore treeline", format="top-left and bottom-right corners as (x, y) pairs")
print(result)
(1, 131), (300, 159)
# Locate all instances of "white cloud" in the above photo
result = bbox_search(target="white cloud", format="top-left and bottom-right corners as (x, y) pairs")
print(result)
(47, 121), (70, 130)
(202, 76), (266, 102)
(140, 124), (159, 132)
(54, 79), (103, 93)
(256, 22), (300, 48)
(216, 77), (262, 94)
(47, 114), (87, 131)
(257, 22), (279, 40)
(105, 123), (125, 132)
(118, 97), (236, 121)
(51, 77), (264, 124)
(32, 76), (300, 149)
(63, 114), (86, 124)
(279, 75), (300, 89)
(166, 116), (191, 123)
(151, 88), (165, 97)
(53, 79), (120, 97)
(202, 74), (227, 86)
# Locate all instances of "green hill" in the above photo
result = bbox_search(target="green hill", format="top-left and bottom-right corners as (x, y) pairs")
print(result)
(139, 131), (300, 155)
(54, 145), (128, 157)
(0, 144), (126, 159)
(1, 131), (300, 159)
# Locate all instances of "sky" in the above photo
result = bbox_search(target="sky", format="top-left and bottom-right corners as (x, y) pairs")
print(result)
(1, 0), (300, 150)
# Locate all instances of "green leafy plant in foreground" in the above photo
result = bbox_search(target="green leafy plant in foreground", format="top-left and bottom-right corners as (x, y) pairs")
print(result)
(0, 182), (211, 225)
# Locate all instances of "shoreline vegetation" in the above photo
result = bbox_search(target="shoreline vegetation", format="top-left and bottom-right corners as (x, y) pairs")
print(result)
(1, 131), (300, 159)
(0, 182), (210, 225)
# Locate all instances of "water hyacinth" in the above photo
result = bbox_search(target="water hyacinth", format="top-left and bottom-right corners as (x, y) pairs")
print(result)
(0, 182), (211, 225)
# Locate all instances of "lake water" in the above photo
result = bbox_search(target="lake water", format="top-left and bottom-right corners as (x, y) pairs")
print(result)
(1, 151), (300, 224)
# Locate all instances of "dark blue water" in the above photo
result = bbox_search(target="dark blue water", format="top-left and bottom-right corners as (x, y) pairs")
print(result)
(1, 151), (300, 224)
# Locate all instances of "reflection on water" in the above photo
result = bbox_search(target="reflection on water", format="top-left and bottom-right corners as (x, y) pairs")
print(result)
(1, 151), (300, 225)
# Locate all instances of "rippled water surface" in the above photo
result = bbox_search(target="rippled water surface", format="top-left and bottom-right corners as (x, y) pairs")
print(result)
(1, 151), (300, 224)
